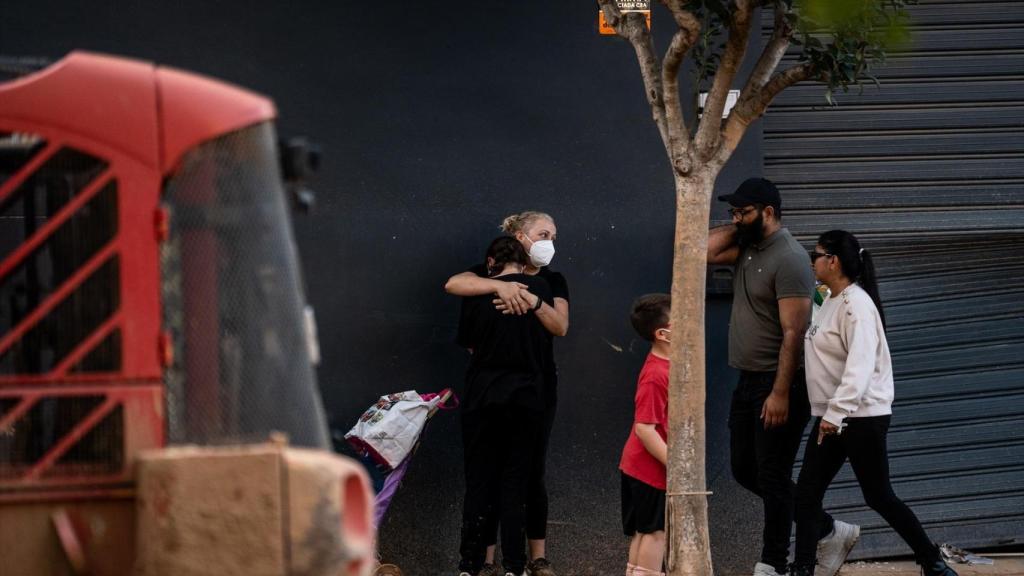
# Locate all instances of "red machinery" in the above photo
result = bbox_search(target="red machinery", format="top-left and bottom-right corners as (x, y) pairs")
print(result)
(0, 52), (346, 574)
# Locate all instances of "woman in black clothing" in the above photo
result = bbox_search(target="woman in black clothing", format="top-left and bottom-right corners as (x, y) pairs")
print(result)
(456, 236), (554, 576)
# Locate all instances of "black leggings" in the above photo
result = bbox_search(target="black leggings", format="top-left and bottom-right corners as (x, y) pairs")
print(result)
(527, 391), (556, 539)
(485, 381), (557, 548)
(794, 415), (939, 566)
(459, 404), (541, 574)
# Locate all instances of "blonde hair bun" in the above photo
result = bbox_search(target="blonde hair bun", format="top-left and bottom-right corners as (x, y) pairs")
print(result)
(500, 210), (554, 234)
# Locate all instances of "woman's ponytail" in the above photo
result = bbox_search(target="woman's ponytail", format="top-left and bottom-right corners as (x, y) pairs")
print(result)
(857, 248), (886, 330)
(818, 230), (887, 330)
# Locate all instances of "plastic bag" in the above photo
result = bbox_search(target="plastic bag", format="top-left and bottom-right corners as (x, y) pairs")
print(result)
(344, 391), (446, 471)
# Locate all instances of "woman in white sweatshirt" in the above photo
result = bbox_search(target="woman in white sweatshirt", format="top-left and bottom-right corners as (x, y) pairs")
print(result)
(789, 230), (957, 576)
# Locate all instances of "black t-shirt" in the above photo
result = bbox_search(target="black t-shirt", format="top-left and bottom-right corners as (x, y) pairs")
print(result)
(458, 273), (553, 413)
(458, 263), (570, 400)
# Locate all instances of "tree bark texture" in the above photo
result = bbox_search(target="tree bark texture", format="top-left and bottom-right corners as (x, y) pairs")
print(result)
(665, 169), (716, 576)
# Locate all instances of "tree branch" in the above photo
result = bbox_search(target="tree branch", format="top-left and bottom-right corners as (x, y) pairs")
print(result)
(693, 0), (755, 159)
(661, 0), (701, 175)
(716, 63), (811, 163)
(760, 63), (812, 106)
(598, 0), (672, 151)
(743, 1), (793, 93)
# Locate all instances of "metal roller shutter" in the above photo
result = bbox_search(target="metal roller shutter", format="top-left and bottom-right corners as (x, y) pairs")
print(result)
(761, 0), (1024, 557)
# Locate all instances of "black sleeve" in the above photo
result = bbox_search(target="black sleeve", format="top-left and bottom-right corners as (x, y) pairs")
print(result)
(546, 271), (569, 303)
(528, 276), (554, 306)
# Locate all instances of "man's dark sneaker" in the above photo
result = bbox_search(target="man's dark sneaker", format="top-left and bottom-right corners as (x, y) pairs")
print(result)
(920, 558), (958, 576)
(787, 564), (814, 576)
(526, 557), (557, 576)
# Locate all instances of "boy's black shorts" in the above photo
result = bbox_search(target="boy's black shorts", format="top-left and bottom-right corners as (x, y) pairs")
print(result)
(621, 472), (665, 535)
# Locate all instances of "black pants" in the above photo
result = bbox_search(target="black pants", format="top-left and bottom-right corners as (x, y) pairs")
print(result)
(485, 378), (557, 547)
(527, 388), (556, 539)
(729, 370), (833, 573)
(459, 403), (541, 575)
(794, 416), (938, 567)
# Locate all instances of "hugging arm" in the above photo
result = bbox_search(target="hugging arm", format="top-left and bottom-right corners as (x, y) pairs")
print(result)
(445, 271), (530, 315)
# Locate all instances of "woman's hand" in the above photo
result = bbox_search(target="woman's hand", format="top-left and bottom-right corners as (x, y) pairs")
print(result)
(491, 282), (530, 315)
(817, 420), (841, 445)
(494, 287), (539, 315)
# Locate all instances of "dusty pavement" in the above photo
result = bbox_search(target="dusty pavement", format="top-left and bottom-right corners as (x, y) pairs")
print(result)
(716, 558), (1024, 576)
(836, 558), (1024, 576)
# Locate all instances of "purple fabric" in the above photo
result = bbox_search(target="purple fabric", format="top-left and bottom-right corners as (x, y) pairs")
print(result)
(370, 389), (454, 527)
(374, 455), (411, 527)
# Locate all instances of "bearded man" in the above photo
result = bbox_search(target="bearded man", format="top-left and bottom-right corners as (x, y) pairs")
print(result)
(707, 178), (859, 576)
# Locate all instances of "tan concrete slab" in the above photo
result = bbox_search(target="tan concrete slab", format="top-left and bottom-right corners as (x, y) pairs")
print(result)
(134, 442), (376, 576)
(135, 444), (287, 576)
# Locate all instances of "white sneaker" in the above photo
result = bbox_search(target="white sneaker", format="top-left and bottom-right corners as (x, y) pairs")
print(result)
(754, 562), (787, 576)
(815, 519), (860, 576)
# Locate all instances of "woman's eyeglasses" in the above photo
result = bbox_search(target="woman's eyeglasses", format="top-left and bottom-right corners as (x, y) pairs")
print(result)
(809, 251), (833, 262)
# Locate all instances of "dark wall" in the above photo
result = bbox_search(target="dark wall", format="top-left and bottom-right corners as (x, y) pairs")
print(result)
(0, 2), (763, 573)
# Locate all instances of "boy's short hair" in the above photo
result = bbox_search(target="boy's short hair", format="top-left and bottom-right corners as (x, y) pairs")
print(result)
(630, 293), (671, 342)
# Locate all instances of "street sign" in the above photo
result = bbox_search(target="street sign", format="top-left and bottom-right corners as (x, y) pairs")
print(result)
(599, 0), (651, 35)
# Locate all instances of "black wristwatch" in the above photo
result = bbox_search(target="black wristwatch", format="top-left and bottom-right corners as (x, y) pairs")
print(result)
(532, 297), (543, 312)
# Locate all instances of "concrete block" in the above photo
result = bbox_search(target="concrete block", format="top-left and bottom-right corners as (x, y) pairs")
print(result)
(135, 444), (286, 576)
(284, 448), (374, 576)
(134, 442), (373, 576)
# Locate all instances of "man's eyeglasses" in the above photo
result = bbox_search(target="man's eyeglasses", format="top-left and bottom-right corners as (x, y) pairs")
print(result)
(809, 251), (833, 262)
(728, 206), (757, 219)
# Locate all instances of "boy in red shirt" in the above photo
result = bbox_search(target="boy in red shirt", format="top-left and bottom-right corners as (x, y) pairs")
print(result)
(619, 294), (671, 576)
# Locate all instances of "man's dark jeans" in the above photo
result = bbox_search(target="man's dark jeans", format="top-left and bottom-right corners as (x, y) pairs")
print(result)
(729, 369), (832, 573)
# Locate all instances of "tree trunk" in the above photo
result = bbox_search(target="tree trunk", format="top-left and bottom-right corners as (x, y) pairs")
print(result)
(665, 170), (716, 576)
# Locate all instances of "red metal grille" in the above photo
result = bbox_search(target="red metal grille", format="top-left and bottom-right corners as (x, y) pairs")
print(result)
(0, 386), (160, 496)
(0, 132), (163, 500)
(0, 132), (47, 189)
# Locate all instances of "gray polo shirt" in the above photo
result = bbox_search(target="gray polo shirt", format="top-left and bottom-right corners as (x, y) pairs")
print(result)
(728, 227), (815, 372)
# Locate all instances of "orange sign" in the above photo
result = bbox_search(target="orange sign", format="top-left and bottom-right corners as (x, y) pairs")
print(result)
(599, 1), (651, 35)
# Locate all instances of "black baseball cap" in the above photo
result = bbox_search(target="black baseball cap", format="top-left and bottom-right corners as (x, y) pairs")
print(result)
(718, 177), (781, 209)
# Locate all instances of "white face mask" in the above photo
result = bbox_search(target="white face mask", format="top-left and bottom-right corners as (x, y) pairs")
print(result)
(525, 238), (555, 268)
